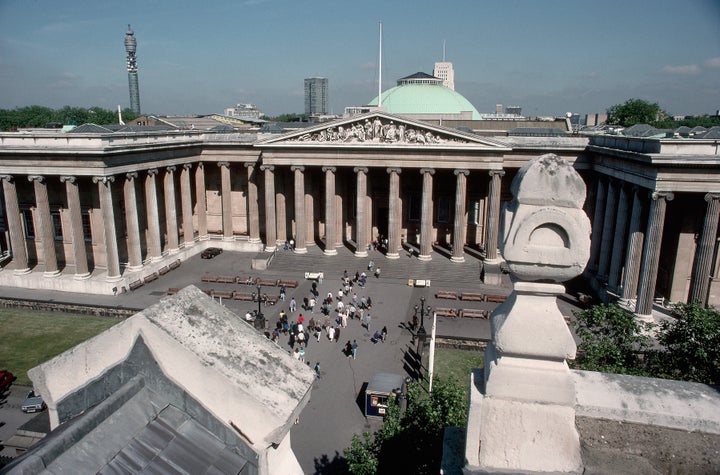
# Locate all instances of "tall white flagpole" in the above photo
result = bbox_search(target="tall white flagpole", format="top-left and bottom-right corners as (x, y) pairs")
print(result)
(378, 21), (382, 108)
(428, 311), (437, 392)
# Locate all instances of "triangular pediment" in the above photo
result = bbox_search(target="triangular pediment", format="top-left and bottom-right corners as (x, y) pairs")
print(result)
(256, 111), (507, 149)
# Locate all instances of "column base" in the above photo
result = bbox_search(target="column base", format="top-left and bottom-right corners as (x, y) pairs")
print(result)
(125, 264), (143, 272)
(106, 275), (123, 283)
(183, 240), (196, 248)
(450, 255), (465, 263)
(151, 256), (163, 263)
(265, 245), (277, 253)
(418, 254), (432, 261)
(222, 236), (235, 242)
(635, 312), (654, 324)
(354, 250), (368, 258)
(73, 272), (92, 281)
(199, 234), (210, 241)
(294, 247), (308, 254)
(168, 248), (180, 255)
(323, 249), (338, 256)
(385, 252), (399, 259)
(43, 270), (61, 278)
(13, 267), (31, 276)
(249, 237), (262, 244)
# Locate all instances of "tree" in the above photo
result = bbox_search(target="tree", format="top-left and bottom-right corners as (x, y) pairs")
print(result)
(570, 304), (653, 376)
(606, 98), (664, 127)
(655, 302), (720, 385)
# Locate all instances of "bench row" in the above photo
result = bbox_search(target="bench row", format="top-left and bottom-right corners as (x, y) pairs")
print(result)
(201, 276), (298, 288)
(129, 259), (182, 291)
(435, 291), (507, 303)
(434, 307), (490, 319)
(168, 287), (280, 303)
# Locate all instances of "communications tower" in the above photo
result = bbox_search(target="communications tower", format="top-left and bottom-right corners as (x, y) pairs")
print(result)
(125, 25), (141, 114)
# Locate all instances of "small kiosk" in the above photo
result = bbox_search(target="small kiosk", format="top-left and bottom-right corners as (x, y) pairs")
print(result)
(365, 373), (405, 418)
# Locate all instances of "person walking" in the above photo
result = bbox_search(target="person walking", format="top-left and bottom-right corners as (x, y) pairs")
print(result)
(335, 326), (340, 343)
(314, 362), (321, 379)
(309, 297), (316, 313)
(351, 340), (358, 359)
(290, 297), (297, 313)
(381, 326), (387, 343)
(328, 325), (335, 342)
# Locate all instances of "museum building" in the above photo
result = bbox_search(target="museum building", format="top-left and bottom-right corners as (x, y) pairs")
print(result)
(0, 111), (719, 319)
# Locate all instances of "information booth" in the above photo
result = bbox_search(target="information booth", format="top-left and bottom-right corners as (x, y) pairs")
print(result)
(365, 373), (405, 418)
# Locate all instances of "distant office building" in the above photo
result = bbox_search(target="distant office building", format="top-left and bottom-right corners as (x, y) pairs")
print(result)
(304, 77), (328, 116)
(224, 103), (263, 120)
(124, 25), (141, 115)
(433, 62), (455, 90)
(585, 113), (608, 126)
(505, 106), (522, 116)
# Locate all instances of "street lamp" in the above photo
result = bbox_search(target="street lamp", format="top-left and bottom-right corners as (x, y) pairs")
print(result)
(255, 285), (266, 330)
(415, 296), (431, 353)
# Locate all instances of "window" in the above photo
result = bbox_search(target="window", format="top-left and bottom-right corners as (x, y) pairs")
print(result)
(81, 211), (92, 242)
(408, 194), (421, 221)
(22, 209), (35, 239)
(51, 211), (62, 240)
(437, 195), (450, 224)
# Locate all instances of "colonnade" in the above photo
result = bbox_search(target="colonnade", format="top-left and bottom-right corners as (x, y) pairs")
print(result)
(589, 175), (720, 314)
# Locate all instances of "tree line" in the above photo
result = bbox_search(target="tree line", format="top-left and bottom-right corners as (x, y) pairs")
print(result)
(0, 106), (139, 131)
(605, 98), (720, 129)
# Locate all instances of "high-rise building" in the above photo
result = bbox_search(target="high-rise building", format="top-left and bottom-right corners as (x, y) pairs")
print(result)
(304, 77), (328, 116)
(433, 62), (455, 90)
(125, 25), (141, 115)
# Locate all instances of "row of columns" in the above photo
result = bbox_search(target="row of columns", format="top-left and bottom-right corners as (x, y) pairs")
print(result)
(259, 165), (504, 263)
(0, 163), (214, 281)
(591, 174), (720, 316)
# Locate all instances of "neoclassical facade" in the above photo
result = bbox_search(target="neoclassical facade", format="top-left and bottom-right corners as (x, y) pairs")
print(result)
(1, 112), (719, 316)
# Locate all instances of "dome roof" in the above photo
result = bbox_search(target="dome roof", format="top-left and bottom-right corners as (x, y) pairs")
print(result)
(368, 83), (481, 120)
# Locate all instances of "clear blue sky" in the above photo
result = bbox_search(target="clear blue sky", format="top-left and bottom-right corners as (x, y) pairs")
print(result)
(1, 0), (719, 118)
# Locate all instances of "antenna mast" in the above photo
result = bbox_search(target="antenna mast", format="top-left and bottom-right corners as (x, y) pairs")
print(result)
(443, 39), (446, 62)
(378, 21), (382, 108)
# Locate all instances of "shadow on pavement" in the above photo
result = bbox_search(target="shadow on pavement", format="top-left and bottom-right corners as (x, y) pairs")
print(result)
(313, 450), (349, 474)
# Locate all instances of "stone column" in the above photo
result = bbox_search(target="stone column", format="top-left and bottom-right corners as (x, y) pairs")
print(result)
(93, 176), (121, 281)
(635, 191), (674, 320)
(144, 169), (162, 261)
(164, 166), (179, 254)
(180, 164), (195, 247)
(1, 175), (30, 274)
(322, 166), (337, 256)
(418, 168), (435, 261)
(60, 176), (91, 278)
(261, 165), (276, 252)
(194, 163), (208, 240)
(291, 165), (307, 254)
(607, 184), (630, 291)
(386, 167), (402, 259)
(276, 177), (287, 246)
(121, 173), (142, 270)
(244, 162), (261, 243)
(689, 193), (720, 305)
(354, 167), (369, 257)
(218, 161), (233, 241)
(305, 173), (315, 248)
(28, 176), (59, 276)
(485, 170), (504, 262)
(620, 187), (646, 304)
(597, 180), (619, 281)
(588, 178), (607, 270)
(452, 169), (469, 263)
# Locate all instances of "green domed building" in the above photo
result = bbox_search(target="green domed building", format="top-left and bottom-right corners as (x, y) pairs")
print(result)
(368, 72), (481, 121)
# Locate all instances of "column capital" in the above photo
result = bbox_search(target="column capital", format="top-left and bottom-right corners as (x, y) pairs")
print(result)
(420, 168), (435, 175)
(92, 175), (115, 184)
(322, 166), (337, 173)
(260, 164), (274, 171)
(353, 167), (368, 174)
(489, 169), (505, 177)
(650, 191), (674, 202)
(147, 168), (159, 176)
(454, 169), (470, 176)
(183, 163), (193, 170)
(705, 192), (720, 202)
(60, 175), (77, 184)
(28, 175), (45, 183)
(243, 162), (256, 169)
(291, 165), (305, 172)
(217, 161), (230, 168)
(0, 175), (13, 183)
(166, 165), (177, 173)
(126, 172), (138, 180)
(386, 167), (402, 174)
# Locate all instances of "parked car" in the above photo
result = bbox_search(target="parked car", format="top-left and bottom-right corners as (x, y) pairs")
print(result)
(21, 390), (46, 413)
(0, 370), (15, 392)
(201, 247), (223, 259)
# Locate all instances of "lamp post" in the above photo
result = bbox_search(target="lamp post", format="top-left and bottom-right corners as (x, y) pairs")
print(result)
(415, 295), (431, 356)
(255, 285), (265, 330)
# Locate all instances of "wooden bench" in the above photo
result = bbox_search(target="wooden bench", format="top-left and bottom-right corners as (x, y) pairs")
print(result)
(435, 291), (458, 300)
(256, 278), (277, 287)
(485, 294), (507, 303)
(167, 288), (180, 295)
(202, 288), (213, 295)
(232, 292), (254, 301)
(143, 272), (159, 283)
(304, 271), (324, 281)
(212, 290), (233, 299)
(236, 276), (256, 285)
(265, 295), (279, 305)
(278, 279), (298, 288)
(129, 280), (143, 291)
(201, 275), (218, 283)
(460, 308), (489, 319)
(435, 307), (458, 318)
(460, 292), (484, 301)
(168, 259), (181, 270)
(216, 275), (236, 284)
(158, 265), (170, 275)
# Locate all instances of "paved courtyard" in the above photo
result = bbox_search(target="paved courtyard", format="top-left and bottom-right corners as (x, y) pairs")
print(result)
(0, 243), (585, 473)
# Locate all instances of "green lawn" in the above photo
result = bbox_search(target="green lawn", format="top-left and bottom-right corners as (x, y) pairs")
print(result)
(0, 309), (120, 386)
(433, 347), (484, 388)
